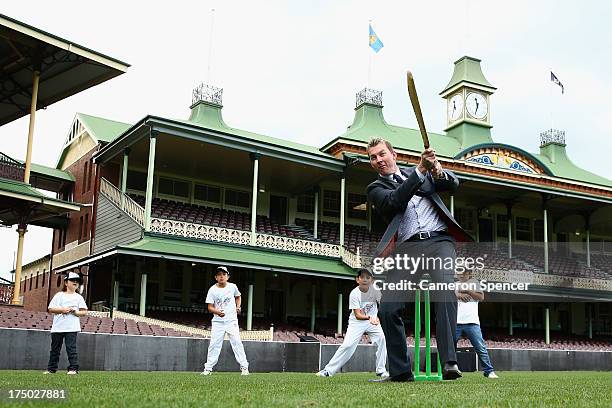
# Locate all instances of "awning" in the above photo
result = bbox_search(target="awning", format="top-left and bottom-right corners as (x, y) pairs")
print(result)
(0, 14), (129, 125)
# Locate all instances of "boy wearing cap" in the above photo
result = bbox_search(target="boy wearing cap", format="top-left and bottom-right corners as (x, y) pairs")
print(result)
(316, 268), (388, 377)
(44, 272), (87, 375)
(201, 266), (249, 376)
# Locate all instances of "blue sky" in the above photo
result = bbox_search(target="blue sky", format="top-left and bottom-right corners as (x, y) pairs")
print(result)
(1, 0), (611, 279)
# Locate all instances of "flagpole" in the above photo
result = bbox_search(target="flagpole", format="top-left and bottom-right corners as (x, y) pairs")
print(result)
(548, 67), (553, 131)
(368, 19), (373, 88)
(207, 8), (216, 84)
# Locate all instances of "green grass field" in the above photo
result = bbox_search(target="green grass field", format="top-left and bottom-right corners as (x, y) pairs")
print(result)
(1, 371), (611, 407)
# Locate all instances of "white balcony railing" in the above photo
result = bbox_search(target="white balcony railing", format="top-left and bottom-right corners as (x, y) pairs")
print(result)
(100, 178), (144, 227)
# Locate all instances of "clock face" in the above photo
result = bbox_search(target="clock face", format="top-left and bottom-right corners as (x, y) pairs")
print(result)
(466, 92), (488, 120)
(448, 94), (464, 122)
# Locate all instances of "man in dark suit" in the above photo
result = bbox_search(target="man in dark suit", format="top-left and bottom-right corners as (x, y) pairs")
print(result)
(365, 137), (472, 382)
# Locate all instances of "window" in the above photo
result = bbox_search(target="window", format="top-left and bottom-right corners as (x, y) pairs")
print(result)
(87, 160), (94, 192)
(42, 271), (46, 287)
(83, 213), (89, 240)
(323, 190), (340, 217)
(35, 273), (39, 289)
(82, 161), (88, 192)
(56, 275), (61, 287)
(497, 214), (508, 238)
(225, 189), (250, 208)
(348, 193), (367, 219)
(158, 177), (190, 198)
(455, 208), (474, 231)
(29, 277), (32, 291)
(79, 216), (83, 240)
(534, 220), (544, 242)
(194, 184), (221, 203)
(516, 217), (532, 241)
(297, 193), (314, 213)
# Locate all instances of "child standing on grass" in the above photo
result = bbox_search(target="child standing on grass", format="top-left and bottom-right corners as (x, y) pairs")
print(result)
(44, 272), (87, 375)
(200, 266), (249, 376)
(316, 268), (388, 377)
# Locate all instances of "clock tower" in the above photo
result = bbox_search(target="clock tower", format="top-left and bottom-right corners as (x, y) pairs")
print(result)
(440, 56), (496, 149)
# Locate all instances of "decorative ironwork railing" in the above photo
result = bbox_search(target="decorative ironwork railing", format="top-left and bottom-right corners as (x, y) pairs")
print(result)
(356, 88), (383, 108)
(150, 218), (251, 246)
(100, 178), (145, 227)
(540, 129), (566, 146)
(192, 83), (223, 106)
(0, 152), (25, 182)
(0, 283), (14, 304)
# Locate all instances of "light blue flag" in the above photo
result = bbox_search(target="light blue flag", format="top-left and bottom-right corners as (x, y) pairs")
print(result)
(369, 24), (384, 53)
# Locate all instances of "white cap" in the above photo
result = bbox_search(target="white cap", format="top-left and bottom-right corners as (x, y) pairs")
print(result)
(65, 272), (82, 282)
(215, 266), (229, 274)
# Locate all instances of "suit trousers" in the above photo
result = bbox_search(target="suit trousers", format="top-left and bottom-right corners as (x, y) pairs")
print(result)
(377, 236), (458, 377)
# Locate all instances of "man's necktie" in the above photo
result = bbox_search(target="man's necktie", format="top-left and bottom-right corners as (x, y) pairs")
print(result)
(392, 174), (403, 184)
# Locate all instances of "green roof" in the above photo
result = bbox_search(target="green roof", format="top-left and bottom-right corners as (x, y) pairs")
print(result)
(122, 234), (356, 279)
(536, 143), (612, 187)
(76, 113), (132, 144)
(325, 103), (460, 158)
(0, 177), (46, 199)
(181, 101), (335, 159)
(24, 162), (74, 182)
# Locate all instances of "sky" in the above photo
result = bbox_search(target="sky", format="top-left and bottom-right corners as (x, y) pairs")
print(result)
(1, 0), (611, 281)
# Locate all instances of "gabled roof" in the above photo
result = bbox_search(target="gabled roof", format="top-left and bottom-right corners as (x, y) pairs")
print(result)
(535, 144), (612, 188)
(76, 113), (132, 144)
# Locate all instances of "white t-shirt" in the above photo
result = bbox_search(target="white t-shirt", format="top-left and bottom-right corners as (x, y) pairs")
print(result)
(456, 278), (481, 325)
(48, 291), (87, 333)
(348, 285), (381, 324)
(205, 283), (241, 323)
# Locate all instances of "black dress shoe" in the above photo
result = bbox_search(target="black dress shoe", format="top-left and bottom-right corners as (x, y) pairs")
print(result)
(442, 363), (462, 380)
(368, 373), (415, 383)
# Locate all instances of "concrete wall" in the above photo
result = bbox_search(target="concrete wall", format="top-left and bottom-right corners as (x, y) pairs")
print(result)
(2, 328), (611, 372)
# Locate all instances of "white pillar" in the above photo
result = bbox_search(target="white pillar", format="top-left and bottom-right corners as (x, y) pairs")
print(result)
(339, 176), (346, 256)
(310, 284), (316, 333)
(337, 293), (343, 335)
(113, 280), (119, 310)
(313, 190), (319, 239)
(247, 284), (254, 330)
(139, 273), (147, 317)
(545, 307), (550, 344)
(544, 207), (549, 274)
(144, 133), (157, 231)
(588, 304), (593, 339)
(450, 194), (455, 217)
(508, 216), (512, 258)
(250, 154), (259, 245)
(121, 148), (130, 209)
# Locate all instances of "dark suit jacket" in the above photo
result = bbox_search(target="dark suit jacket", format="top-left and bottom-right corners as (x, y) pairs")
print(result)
(366, 166), (473, 257)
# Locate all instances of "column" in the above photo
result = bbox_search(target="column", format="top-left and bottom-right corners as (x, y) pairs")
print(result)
(313, 189), (319, 239)
(250, 153), (260, 245)
(339, 176), (346, 255)
(588, 303), (593, 340)
(139, 273), (147, 317)
(23, 69), (41, 184)
(120, 148), (130, 209)
(543, 207), (549, 274)
(450, 194), (455, 217)
(113, 280), (119, 310)
(247, 284), (254, 331)
(545, 306), (550, 345)
(506, 202), (513, 258)
(11, 224), (27, 305)
(144, 132), (157, 231)
(367, 201), (372, 233)
(310, 284), (316, 333)
(584, 213), (591, 268)
(337, 293), (343, 336)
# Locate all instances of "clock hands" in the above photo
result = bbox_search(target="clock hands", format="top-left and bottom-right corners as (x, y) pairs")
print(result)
(474, 96), (479, 114)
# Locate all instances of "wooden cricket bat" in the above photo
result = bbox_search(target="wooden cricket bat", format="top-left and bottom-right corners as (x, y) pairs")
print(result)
(406, 71), (430, 149)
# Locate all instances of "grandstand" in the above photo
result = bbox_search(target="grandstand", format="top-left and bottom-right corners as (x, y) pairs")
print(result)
(4, 52), (612, 364)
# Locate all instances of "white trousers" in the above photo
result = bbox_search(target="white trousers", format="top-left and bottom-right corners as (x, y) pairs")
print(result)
(204, 320), (249, 370)
(323, 321), (387, 375)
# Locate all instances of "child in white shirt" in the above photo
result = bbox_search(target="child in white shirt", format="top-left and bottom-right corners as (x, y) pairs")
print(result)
(44, 272), (87, 375)
(200, 266), (249, 376)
